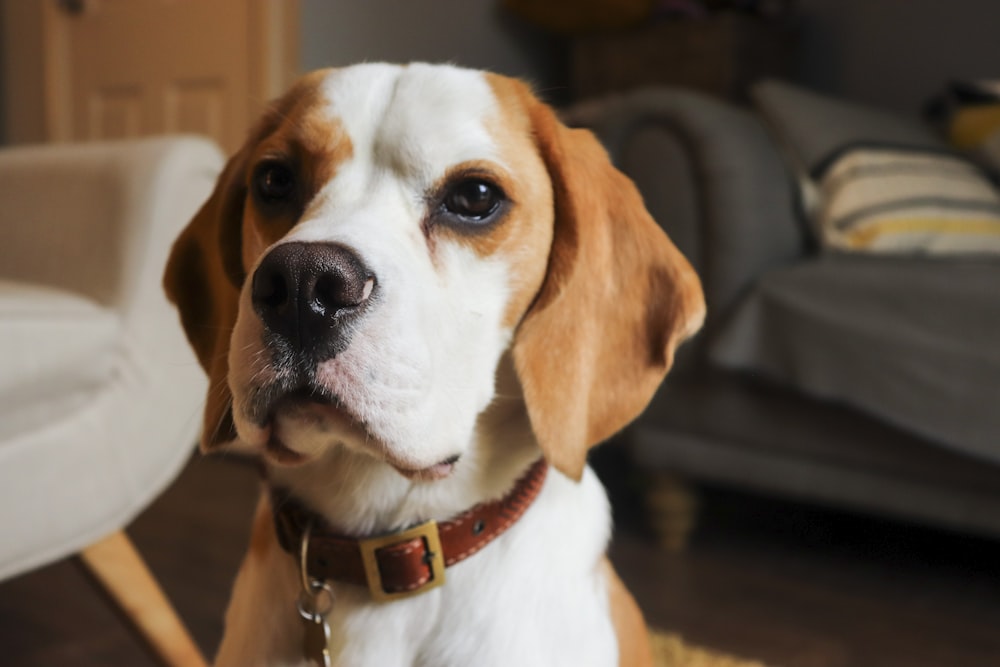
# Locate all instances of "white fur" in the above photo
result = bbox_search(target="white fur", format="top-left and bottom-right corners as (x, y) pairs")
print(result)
(215, 64), (619, 666)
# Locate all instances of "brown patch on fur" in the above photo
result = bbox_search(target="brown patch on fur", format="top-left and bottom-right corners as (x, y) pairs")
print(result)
(243, 71), (355, 268)
(503, 78), (706, 480)
(163, 69), (355, 452)
(163, 147), (245, 449)
(601, 558), (654, 667)
(477, 75), (557, 330)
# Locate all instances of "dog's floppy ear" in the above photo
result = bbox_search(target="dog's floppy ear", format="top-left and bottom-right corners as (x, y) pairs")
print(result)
(163, 149), (249, 451)
(512, 95), (705, 481)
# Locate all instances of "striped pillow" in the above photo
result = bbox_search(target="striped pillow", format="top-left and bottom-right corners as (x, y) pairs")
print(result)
(816, 147), (1000, 254)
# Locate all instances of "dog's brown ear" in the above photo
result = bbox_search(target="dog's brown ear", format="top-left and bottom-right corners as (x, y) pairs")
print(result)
(163, 149), (249, 451)
(512, 95), (705, 481)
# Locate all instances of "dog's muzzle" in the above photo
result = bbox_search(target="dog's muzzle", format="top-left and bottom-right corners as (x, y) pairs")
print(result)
(252, 241), (376, 361)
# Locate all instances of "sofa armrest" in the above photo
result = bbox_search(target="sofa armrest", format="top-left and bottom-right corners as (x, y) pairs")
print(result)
(0, 136), (224, 317)
(566, 88), (805, 329)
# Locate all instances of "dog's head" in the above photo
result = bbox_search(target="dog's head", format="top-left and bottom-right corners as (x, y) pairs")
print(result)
(164, 64), (704, 482)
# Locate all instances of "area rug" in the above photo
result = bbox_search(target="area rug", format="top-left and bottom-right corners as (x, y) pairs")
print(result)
(652, 631), (770, 667)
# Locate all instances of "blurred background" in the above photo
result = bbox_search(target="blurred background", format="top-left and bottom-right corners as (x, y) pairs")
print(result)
(4, 0), (1000, 145)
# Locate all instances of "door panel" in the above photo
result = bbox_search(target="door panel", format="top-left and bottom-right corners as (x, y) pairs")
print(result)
(3, 0), (298, 152)
(164, 77), (227, 140)
(88, 84), (143, 140)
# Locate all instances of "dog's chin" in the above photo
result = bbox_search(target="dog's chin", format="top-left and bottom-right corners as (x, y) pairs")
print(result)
(261, 398), (460, 481)
(258, 395), (355, 465)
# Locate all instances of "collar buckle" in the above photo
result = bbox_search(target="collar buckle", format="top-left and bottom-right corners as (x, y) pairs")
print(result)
(358, 520), (446, 602)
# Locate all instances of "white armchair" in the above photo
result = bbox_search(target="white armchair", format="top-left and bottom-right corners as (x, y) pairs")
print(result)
(0, 136), (224, 666)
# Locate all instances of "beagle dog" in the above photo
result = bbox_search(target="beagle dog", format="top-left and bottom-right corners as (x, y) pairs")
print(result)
(164, 63), (704, 667)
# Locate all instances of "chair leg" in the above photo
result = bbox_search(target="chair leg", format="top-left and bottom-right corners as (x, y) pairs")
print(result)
(645, 472), (700, 553)
(79, 530), (208, 667)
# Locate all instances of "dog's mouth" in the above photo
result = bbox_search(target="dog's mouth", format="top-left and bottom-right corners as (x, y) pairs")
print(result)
(392, 454), (461, 482)
(255, 384), (460, 479)
(260, 386), (358, 465)
(271, 385), (351, 423)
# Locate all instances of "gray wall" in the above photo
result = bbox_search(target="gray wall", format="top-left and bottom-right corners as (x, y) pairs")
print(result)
(299, 0), (563, 94)
(795, 0), (1000, 115)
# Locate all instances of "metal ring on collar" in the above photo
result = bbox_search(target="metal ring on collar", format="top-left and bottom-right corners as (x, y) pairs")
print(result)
(297, 580), (335, 622)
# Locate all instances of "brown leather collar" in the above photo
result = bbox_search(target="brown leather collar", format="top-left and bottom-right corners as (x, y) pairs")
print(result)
(271, 459), (548, 602)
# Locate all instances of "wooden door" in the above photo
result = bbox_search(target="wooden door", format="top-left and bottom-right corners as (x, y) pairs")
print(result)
(2, 0), (298, 152)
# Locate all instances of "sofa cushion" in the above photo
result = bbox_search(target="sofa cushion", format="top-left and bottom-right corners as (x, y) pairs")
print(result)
(817, 146), (1000, 254)
(709, 255), (1000, 462)
(0, 281), (120, 440)
(751, 80), (951, 238)
(751, 79), (947, 177)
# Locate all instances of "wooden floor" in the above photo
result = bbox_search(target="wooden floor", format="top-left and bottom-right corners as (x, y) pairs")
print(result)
(2, 451), (1000, 666)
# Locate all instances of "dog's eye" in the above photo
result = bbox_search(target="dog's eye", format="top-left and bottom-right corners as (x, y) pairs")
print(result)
(253, 161), (295, 203)
(443, 179), (502, 221)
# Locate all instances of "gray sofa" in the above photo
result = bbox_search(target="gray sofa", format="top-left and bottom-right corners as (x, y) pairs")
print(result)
(568, 82), (1000, 539)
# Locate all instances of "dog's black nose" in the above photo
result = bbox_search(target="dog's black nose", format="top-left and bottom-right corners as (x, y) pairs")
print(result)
(252, 242), (375, 358)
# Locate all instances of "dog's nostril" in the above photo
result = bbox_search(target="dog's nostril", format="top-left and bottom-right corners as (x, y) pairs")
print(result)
(312, 273), (355, 313)
(312, 274), (342, 314)
(312, 274), (375, 315)
(255, 270), (289, 309)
